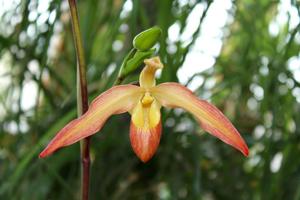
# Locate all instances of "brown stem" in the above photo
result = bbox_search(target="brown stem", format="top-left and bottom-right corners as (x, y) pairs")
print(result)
(67, 0), (90, 200)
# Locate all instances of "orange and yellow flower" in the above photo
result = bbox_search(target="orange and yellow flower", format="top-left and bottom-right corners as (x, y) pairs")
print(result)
(40, 57), (248, 162)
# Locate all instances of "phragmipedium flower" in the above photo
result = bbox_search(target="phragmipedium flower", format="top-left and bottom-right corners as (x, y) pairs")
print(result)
(40, 57), (249, 162)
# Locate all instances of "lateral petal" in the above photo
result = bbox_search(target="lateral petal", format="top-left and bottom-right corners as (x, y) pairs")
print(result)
(151, 83), (249, 156)
(39, 85), (143, 158)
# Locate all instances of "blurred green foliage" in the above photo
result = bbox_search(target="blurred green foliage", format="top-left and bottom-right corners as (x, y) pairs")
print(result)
(0, 0), (300, 199)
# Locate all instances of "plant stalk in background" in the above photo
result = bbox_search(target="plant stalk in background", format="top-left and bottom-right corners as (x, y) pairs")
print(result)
(67, 0), (90, 199)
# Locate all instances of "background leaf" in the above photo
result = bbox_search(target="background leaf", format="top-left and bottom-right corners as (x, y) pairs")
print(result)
(0, 0), (300, 199)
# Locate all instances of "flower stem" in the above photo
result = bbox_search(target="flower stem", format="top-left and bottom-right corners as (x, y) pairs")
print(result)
(67, 0), (90, 200)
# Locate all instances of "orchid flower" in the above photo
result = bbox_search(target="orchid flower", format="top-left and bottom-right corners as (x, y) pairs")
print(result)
(40, 57), (248, 162)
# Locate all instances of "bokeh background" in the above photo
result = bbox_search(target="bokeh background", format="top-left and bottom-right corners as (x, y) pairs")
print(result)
(1, 0), (300, 199)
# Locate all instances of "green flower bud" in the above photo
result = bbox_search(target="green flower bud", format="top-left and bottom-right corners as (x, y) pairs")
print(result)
(133, 26), (162, 51)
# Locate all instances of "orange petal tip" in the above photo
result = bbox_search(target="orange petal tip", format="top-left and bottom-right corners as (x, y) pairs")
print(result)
(241, 144), (249, 157)
(39, 150), (49, 158)
(39, 153), (45, 158)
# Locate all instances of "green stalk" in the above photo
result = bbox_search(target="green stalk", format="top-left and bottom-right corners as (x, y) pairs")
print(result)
(67, 0), (90, 200)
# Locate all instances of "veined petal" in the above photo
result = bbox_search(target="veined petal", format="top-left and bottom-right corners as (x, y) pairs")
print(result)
(130, 99), (162, 162)
(130, 120), (162, 163)
(151, 83), (249, 156)
(39, 85), (143, 158)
